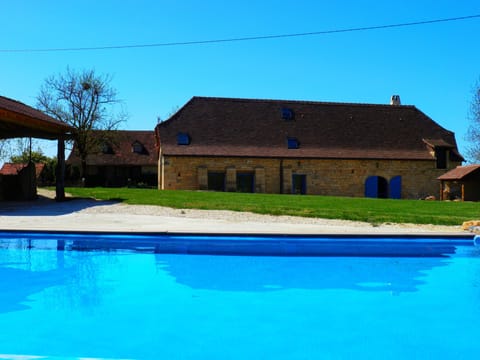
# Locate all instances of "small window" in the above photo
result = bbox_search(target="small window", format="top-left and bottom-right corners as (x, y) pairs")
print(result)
(132, 141), (144, 154)
(287, 137), (299, 149)
(177, 133), (190, 145)
(282, 107), (294, 120)
(101, 143), (114, 154)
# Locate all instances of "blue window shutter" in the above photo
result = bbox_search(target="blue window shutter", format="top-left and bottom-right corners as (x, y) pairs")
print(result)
(365, 176), (378, 198)
(390, 176), (402, 199)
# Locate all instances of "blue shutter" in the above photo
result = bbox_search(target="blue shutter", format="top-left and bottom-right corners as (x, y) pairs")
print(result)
(390, 176), (402, 199)
(365, 176), (378, 198)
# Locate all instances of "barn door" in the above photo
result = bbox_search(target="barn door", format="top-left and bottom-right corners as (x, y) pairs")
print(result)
(365, 176), (378, 198)
(389, 176), (402, 199)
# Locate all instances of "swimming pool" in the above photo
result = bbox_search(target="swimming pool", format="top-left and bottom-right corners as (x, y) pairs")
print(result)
(0, 231), (478, 359)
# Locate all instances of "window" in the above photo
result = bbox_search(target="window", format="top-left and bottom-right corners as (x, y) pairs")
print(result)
(287, 137), (299, 149)
(281, 107), (295, 120)
(177, 132), (190, 145)
(101, 143), (114, 154)
(132, 141), (144, 154)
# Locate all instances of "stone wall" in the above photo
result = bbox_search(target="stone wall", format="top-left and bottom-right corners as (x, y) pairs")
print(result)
(159, 155), (461, 199)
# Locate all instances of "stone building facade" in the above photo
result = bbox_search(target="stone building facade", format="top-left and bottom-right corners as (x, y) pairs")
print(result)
(156, 96), (463, 199)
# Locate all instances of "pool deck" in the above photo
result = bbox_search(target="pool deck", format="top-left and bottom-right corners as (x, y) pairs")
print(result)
(0, 191), (470, 236)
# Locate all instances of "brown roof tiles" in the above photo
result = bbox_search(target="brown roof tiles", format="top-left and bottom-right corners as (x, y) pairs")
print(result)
(0, 163), (45, 178)
(156, 96), (462, 160)
(67, 130), (157, 166)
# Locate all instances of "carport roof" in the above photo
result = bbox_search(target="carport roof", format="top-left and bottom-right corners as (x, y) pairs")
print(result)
(437, 164), (480, 180)
(0, 95), (72, 140)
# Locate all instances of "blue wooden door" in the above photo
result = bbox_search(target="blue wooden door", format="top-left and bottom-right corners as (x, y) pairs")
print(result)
(389, 176), (402, 199)
(365, 176), (378, 198)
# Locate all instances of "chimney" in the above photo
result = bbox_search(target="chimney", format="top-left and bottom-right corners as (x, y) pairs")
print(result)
(390, 95), (401, 105)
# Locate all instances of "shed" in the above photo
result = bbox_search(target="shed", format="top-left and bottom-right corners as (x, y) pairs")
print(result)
(438, 165), (480, 201)
(0, 95), (72, 200)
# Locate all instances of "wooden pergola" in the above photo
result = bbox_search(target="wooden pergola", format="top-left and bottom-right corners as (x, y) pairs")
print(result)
(0, 95), (73, 201)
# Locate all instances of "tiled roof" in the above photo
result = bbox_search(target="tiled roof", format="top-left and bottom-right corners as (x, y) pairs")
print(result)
(67, 130), (158, 166)
(437, 164), (480, 180)
(155, 96), (463, 160)
(0, 162), (45, 177)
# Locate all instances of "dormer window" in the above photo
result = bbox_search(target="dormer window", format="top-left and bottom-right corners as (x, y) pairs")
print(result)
(101, 143), (114, 154)
(132, 141), (144, 154)
(282, 107), (295, 121)
(287, 137), (299, 149)
(177, 132), (190, 145)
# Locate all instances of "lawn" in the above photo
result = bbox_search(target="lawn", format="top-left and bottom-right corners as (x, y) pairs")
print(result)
(63, 187), (480, 226)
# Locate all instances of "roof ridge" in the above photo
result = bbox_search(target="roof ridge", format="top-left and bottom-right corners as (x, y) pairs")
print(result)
(0, 95), (32, 107)
(90, 129), (154, 133)
(191, 95), (417, 109)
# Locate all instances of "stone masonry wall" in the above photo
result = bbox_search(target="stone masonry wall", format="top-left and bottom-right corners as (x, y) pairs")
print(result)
(159, 155), (461, 199)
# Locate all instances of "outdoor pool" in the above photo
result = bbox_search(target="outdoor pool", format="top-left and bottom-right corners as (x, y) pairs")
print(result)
(0, 231), (479, 359)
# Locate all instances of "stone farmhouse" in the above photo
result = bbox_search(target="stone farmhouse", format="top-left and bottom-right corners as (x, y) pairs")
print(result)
(154, 96), (464, 199)
(67, 130), (157, 187)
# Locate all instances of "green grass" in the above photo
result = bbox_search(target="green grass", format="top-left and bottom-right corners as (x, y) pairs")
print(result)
(62, 187), (480, 226)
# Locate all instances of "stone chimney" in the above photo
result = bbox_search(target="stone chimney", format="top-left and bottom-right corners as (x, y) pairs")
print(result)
(390, 95), (401, 105)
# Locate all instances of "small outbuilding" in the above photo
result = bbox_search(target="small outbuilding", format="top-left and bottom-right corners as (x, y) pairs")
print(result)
(438, 165), (480, 201)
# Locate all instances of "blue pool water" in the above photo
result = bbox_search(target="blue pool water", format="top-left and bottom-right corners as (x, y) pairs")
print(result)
(0, 232), (478, 359)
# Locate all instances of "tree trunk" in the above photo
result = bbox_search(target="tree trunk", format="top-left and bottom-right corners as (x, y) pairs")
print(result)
(80, 156), (88, 185)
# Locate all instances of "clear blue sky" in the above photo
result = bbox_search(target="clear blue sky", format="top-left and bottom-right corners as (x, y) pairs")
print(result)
(1, 1), (479, 160)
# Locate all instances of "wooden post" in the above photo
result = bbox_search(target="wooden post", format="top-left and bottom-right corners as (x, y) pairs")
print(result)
(440, 181), (443, 200)
(56, 137), (66, 201)
(461, 183), (465, 201)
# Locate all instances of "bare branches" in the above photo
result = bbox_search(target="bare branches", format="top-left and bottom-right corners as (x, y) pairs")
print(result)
(466, 80), (480, 163)
(36, 68), (127, 176)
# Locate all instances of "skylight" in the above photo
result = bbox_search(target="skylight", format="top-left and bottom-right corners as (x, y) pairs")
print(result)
(177, 132), (190, 145)
(287, 137), (299, 149)
(282, 107), (295, 120)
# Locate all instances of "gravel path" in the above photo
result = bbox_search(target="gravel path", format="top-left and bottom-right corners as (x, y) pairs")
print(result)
(0, 188), (462, 234)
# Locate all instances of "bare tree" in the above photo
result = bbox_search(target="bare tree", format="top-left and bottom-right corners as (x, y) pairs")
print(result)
(37, 68), (127, 177)
(466, 79), (480, 163)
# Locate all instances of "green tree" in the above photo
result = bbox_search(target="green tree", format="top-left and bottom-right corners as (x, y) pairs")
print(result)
(10, 149), (49, 164)
(466, 79), (480, 162)
(36, 68), (127, 177)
